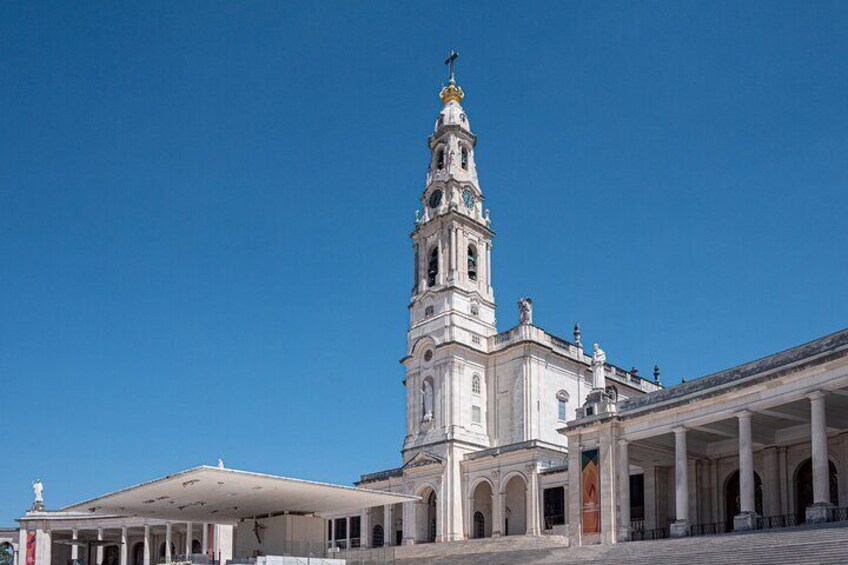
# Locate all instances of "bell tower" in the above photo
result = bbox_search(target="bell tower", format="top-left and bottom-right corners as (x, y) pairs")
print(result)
(401, 52), (498, 543)
(408, 54), (497, 353)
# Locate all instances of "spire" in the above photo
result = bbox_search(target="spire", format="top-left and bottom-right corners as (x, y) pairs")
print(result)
(439, 50), (465, 105)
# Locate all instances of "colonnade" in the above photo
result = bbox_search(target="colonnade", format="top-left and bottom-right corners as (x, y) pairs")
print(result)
(18, 521), (220, 565)
(617, 390), (840, 540)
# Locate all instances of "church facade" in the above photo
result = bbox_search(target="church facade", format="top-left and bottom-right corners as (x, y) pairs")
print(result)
(324, 66), (848, 551)
(325, 70), (661, 548)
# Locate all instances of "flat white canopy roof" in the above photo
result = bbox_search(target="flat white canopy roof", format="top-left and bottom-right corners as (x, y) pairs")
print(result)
(62, 466), (417, 522)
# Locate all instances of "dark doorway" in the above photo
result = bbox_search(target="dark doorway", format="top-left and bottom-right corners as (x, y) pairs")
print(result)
(473, 511), (485, 539)
(795, 458), (838, 521)
(725, 470), (763, 529)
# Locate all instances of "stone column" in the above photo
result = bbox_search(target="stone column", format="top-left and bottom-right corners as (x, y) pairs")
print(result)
(120, 527), (128, 565)
(617, 440), (631, 542)
(71, 529), (79, 561)
(165, 523), (172, 563)
(777, 446), (789, 515)
(734, 411), (757, 531)
(346, 517), (351, 549)
(17, 527), (26, 565)
(486, 243), (493, 293)
(184, 522), (192, 556)
(383, 506), (393, 546)
(492, 488), (504, 537)
(807, 391), (832, 523)
(598, 430), (618, 545)
(670, 427), (690, 537)
(361, 509), (370, 548)
(840, 435), (848, 507)
(763, 448), (780, 517)
(567, 445), (582, 547)
(201, 524), (208, 556)
(143, 525), (151, 565)
(35, 529), (50, 565)
(402, 500), (416, 545)
(643, 465), (657, 531)
(526, 465), (541, 535)
(96, 529), (104, 565)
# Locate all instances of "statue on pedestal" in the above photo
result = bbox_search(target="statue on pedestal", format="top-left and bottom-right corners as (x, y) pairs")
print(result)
(518, 298), (533, 325)
(592, 343), (607, 390)
(32, 479), (44, 510)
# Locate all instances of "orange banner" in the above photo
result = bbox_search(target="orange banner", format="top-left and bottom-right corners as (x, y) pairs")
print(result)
(581, 449), (600, 535)
(26, 532), (36, 565)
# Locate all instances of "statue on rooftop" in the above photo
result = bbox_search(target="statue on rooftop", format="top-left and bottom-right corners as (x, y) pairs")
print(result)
(32, 479), (44, 510)
(592, 343), (607, 390)
(518, 298), (533, 325)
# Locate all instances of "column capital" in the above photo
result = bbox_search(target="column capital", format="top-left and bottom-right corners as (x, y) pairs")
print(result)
(736, 410), (752, 419)
(672, 426), (687, 436)
(808, 390), (826, 401)
(618, 438), (629, 446)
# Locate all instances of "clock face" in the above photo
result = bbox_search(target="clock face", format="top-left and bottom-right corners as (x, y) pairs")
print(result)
(428, 189), (443, 208)
(462, 188), (475, 209)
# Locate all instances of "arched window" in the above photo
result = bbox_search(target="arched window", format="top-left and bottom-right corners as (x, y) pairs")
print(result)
(436, 147), (445, 170)
(557, 391), (569, 421)
(461, 146), (469, 170)
(472, 374), (481, 395)
(467, 245), (477, 281)
(371, 524), (384, 548)
(427, 247), (439, 287)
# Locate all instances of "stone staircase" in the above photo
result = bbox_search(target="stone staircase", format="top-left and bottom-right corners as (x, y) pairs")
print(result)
(385, 522), (848, 564)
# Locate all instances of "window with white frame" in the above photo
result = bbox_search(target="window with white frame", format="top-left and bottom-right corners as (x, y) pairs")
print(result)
(557, 391), (569, 421)
(472, 405), (482, 424)
(472, 374), (481, 395)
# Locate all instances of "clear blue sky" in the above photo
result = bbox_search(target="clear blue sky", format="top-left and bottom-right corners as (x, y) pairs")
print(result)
(2, 1), (847, 524)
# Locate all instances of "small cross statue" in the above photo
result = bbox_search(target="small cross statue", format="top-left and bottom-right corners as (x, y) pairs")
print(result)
(445, 50), (459, 83)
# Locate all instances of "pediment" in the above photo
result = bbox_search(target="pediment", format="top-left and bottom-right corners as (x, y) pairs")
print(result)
(403, 451), (445, 470)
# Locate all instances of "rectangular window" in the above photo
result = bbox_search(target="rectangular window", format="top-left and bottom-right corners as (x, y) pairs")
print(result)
(334, 519), (347, 544)
(350, 516), (361, 548)
(472, 405), (482, 424)
(472, 334), (481, 345)
(543, 486), (566, 528)
(558, 398), (567, 421)
(425, 305), (434, 318)
(630, 474), (645, 521)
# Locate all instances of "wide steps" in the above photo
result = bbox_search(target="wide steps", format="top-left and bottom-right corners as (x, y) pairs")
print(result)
(391, 523), (848, 565)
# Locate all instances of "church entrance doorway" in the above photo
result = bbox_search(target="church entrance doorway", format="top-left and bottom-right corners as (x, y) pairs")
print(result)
(795, 458), (838, 522)
(471, 481), (493, 538)
(724, 470), (763, 529)
(503, 475), (527, 536)
(131, 543), (144, 565)
(415, 488), (438, 543)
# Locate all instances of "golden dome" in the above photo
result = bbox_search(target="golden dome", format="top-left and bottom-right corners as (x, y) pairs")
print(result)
(439, 81), (464, 105)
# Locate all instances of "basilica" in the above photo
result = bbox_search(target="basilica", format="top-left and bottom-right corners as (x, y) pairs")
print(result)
(6, 59), (848, 565)
(321, 62), (848, 551)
